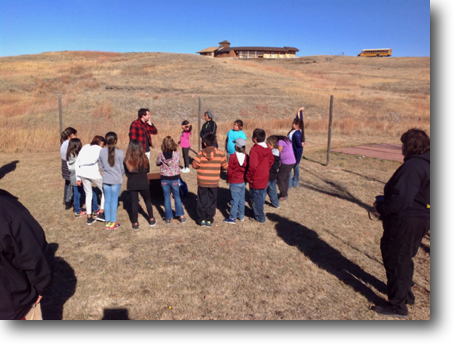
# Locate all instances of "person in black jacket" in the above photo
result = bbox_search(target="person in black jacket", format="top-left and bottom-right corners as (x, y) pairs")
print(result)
(0, 189), (54, 320)
(371, 129), (430, 318)
(200, 110), (218, 148)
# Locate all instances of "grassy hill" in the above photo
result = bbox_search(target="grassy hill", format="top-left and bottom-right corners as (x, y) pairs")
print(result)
(0, 51), (430, 320)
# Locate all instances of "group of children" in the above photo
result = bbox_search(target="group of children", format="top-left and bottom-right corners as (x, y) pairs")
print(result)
(59, 106), (304, 228)
(60, 128), (189, 230)
(192, 106), (305, 225)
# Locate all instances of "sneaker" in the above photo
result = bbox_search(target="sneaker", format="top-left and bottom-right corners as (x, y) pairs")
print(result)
(96, 212), (105, 222)
(87, 216), (96, 225)
(371, 304), (408, 318)
(180, 168), (185, 173)
(108, 222), (121, 230)
(206, 221), (212, 227)
(183, 168), (190, 173)
(164, 218), (171, 224)
(237, 217), (245, 222)
(179, 216), (187, 223)
(223, 218), (236, 224)
(149, 218), (156, 227)
(132, 223), (139, 231)
(278, 196), (288, 202)
(92, 209), (101, 218)
(75, 211), (85, 218)
(106, 222), (112, 229)
(200, 220), (207, 227)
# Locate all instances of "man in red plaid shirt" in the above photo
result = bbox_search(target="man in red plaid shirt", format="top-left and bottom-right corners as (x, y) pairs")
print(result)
(129, 108), (158, 167)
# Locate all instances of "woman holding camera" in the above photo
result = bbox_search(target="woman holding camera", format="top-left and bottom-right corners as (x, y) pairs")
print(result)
(371, 129), (430, 318)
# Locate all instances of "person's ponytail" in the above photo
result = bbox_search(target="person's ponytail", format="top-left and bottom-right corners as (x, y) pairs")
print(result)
(105, 132), (118, 167)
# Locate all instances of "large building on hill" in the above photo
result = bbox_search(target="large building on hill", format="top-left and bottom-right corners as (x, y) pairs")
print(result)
(197, 40), (299, 59)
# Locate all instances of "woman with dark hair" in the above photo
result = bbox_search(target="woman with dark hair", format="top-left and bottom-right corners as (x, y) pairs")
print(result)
(76, 135), (106, 225)
(271, 135), (296, 202)
(371, 128), (430, 318)
(67, 138), (99, 218)
(60, 127), (77, 209)
(124, 139), (156, 230)
(288, 106), (305, 188)
(99, 132), (125, 230)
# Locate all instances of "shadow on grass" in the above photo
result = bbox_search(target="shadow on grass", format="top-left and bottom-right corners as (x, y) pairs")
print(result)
(341, 169), (386, 185)
(101, 308), (130, 320)
(0, 160), (19, 180)
(267, 213), (387, 304)
(41, 243), (77, 320)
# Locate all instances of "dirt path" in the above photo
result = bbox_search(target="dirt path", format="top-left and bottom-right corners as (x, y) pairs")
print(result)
(332, 144), (403, 162)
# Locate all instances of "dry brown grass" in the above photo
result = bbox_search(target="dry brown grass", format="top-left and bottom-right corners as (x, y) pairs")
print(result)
(0, 52), (429, 153)
(0, 51), (430, 320)
(0, 142), (430, 320)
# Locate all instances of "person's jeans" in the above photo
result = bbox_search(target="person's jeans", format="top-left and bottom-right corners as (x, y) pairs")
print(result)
(161, 179), (185, 219)
(249, 187), (267, 222)
(103, 184), (122, 223)
(289, 163), (300, 189)
(229, 183), (245, 220)
(73, 185), (98, 213)
(267, 180), (279, 208)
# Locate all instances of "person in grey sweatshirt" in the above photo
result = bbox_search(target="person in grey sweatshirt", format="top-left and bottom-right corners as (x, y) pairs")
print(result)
(99, 132), (125, 230)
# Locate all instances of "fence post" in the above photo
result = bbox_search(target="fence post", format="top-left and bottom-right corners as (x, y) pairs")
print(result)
(58, 94), (63, 134)
(326, 95), (334, 166)
(198, 96), (202, 152)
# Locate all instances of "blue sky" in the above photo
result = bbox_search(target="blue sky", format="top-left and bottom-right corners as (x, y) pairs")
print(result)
(0, 0), (430, 57)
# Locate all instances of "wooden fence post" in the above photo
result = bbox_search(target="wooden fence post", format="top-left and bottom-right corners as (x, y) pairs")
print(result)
(326, 95), (334, 166)
(58, 94), (63, 134)
(198, 96), (202, 152)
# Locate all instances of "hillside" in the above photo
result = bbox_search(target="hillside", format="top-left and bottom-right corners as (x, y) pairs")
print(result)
(0, 51), (429, 152)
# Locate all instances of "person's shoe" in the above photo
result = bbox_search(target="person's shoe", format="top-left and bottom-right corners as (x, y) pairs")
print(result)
(223, 218), (236, 224)
(92, 209), (101, 218)
(278, 196), (288, 201)
(206, 221), (212, 227)
(149, 218), (156, 227)
(371, 304), (408, 318)
(75, 211), (85, 218)
(179, 216), (187, 223)
(87, 216), (96, 225)
(183, 168), (190, 173)
(200, 220), (207, 227)
(109, 222), (121, 230)
(164, 218), (171, 224)
(132, 223), (139, 231)
(96, 212), (105, 222)
(272, 204), (280, 209)
(180, 168), (185, 173)
(237, 217), (245, 222)
(106, 222), (112, 229)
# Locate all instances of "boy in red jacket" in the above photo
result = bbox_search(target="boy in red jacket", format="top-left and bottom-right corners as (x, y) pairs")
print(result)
(246, 129), (274, 223)
(223, 138), (248, 224)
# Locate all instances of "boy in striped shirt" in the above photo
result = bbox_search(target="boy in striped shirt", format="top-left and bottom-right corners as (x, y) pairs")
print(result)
(192, 134), (228, 227)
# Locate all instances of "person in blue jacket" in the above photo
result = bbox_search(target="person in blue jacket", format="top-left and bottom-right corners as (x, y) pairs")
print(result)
(288, 106), (305, 188)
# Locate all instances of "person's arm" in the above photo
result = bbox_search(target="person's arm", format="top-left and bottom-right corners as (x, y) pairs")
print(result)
(246, 149), (256, 185)
(294, 131), (303, 149)
(297, 106), (304, 119)
(375, 164), (422, 216)
(155, 153), (162, 166)
(9, 204), (54, 298)
(221, 153), (228, 171)
(192, 151), (202, 169)
(129, 121), (138, 141)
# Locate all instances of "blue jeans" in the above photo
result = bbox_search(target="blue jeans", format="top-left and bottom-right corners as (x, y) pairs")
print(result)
(73, 185), (98, 213)
(161, 179), (185, 219)
(249, 187), (267, 223)
(229, 183), (245, 220)
(289, 163), (300, 188)
(103, 184), (121, 223)
(267, 180), (279, 207)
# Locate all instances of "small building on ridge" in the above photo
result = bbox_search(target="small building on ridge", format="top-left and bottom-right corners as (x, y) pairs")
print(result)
(196, 40), (299, 59)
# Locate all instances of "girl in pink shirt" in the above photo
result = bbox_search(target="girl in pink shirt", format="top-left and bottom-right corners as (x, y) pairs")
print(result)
(179, 120), (192, 173)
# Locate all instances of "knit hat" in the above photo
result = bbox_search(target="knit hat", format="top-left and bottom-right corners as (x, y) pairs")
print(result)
(205, 110), (214, 119)
(235, 138), (246, 148)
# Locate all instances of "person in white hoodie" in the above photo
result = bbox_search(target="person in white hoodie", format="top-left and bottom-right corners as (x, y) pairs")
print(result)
(223, 138), (248, 224)
(76, 136), (106, 225)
